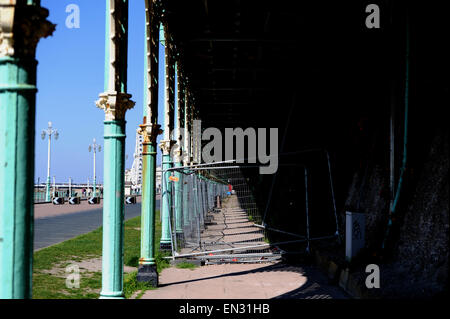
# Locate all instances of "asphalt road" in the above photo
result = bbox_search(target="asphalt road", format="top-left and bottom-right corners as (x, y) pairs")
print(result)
(34, 200), (160, 251)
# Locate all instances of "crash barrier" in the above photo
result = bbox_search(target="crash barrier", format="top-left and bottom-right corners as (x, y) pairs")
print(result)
(69, 197), (81, 205)
(164, 151), (340, 263)
(125, 195), (137, 204)
(52, 197), (65, 205)
(88, 197), (101, 205)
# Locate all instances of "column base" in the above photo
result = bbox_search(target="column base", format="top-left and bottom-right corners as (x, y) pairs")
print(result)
(160, 242), (172, 251)
(99, 292), (125, 299)
(136, 264), (158, 287)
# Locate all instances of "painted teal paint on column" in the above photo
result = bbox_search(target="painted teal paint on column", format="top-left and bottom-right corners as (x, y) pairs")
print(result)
(174, 162), (183, 234)
(137, 0), (160, 285)
(140, 142), (157, 265)
(0, 57), (37, 299)
(160, 154), (172, 249)
(97, 0), (133, 298)
(0, 4), (53, 299)
(100, 120), (126, 299)
(159, 21), (175, 250)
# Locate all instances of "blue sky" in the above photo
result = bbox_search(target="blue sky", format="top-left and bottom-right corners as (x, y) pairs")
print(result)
(35, 0), (166, 184)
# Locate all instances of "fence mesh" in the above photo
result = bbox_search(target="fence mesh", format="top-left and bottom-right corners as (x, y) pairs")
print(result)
(165, 162), (282, 264)
(163, 150), (340, 264)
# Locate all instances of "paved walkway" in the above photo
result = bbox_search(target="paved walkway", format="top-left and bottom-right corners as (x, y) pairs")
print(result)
(142, 262), (349, 299)
(143, 195), (348, 299)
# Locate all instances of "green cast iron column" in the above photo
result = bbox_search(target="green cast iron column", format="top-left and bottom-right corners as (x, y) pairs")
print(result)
(0, 57), (37, 299)
(159, 21), (175, 250)
(137, 0), (162, 285)
(100, 119), (127, 298)
(174, 161), (183, 234)
(173, 61), (185, 241)
(96, 0), (134, 299)
(182, 89), (191, 228)
(0, 2), (54, 299)
(139, 141), (158, 263)
(160, 154), (173, 249)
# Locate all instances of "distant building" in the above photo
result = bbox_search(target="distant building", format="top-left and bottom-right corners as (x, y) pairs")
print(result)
(124, 131), (143, 194)
(156, 166), (162, 194)
(124, 168), (132, 184)
(125, 131), (162, 194)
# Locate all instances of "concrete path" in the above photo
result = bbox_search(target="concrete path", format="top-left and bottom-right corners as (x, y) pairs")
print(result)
(34, 197), (160, 251)
(142, 262), (349, 299)
(143, 195), (348, 299)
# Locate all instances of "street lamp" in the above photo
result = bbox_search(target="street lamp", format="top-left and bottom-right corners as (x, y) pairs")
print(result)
(41, 121), (59, 201)
(89, 138), (101, 197)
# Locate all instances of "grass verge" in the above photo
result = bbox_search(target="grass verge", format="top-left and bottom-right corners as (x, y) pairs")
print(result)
(32, 210), (170, 299)
(175, 261), (198, 270)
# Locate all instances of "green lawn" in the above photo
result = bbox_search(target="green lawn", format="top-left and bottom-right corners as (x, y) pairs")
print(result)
(32, 210), (170, 299)
(175, 261), (198, 270)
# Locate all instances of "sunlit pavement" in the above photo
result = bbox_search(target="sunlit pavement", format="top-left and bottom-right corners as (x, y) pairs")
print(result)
(142, 262), (349, 299)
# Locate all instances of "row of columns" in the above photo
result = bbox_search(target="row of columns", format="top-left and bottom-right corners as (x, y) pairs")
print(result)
(0, 0), (202, 299)
(94, 0), (205, 298)
(101, 0), (202, 296)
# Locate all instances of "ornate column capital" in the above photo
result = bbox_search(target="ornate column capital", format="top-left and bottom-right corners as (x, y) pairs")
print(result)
(96, 91), (135, 121)
(159, 139), (176, 155)
(0, 2), (55, 58)
(0, 1), (15, 57)
(138, 123), (162, 144)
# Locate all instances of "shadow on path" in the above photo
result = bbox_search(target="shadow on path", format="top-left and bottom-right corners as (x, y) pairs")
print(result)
(158, 262), (349, 299)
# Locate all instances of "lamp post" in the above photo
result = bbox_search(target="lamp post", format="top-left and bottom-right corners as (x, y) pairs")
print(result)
(52, 176), (56, 198)
(41, 122), (59, 202)
(89, 138), (102, 197)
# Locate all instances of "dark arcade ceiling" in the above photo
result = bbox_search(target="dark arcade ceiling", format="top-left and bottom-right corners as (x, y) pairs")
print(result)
(165, 0), (391, 133)
(162, 0), (448, 237)
(163, 0), (448, 158)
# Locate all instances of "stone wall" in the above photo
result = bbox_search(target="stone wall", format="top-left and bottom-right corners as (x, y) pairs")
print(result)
(391, 127), (449, 295)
